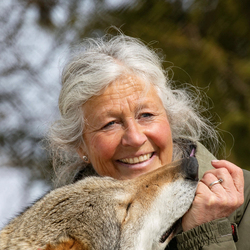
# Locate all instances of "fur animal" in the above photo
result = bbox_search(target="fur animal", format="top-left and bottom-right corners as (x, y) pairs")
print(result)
(0, 157), (198, 250)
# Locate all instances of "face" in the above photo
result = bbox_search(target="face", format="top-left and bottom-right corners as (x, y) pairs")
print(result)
(78, 75), (173, 180)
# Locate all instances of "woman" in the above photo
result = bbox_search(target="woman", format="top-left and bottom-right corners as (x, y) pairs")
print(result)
(49, 34), (249, 249)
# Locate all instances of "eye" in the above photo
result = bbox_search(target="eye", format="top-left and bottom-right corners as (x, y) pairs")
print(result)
(140, 112), (154, 118)
(102, 121), (116, 129)
(123, 202), (132, 223)
(126, 202), (132, 213)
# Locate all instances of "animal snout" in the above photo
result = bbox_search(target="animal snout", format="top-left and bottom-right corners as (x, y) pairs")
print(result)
(180, 157), (199, 181)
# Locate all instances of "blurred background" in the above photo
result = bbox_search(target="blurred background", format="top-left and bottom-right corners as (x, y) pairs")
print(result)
(1, 0), (250, 228)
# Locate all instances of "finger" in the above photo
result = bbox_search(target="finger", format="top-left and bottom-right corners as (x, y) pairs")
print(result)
(211, 160), (244, 194)
(203, 168), (236, 192)
(209, 178), (224, 190)
(201, 172), (225, 193)
(196, 180), (210, 195)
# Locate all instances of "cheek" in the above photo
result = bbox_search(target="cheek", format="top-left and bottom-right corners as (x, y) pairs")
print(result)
(149, 119), (173, 158)
(88, 132), (121, 161)
(153, 119), (172, 143)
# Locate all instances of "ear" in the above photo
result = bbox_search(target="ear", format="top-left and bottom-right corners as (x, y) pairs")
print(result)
(77, 144), (88, 159)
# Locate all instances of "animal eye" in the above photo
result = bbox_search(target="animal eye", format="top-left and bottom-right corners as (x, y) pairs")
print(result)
(126, 202), (132, 212)
(124, 202), (132, 222)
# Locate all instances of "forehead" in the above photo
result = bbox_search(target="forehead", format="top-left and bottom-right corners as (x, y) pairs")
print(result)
(84, 75), (160, 109)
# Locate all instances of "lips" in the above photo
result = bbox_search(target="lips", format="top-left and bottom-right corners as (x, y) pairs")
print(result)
(159, 218), (181, 243)
(119, 153), (153, 164)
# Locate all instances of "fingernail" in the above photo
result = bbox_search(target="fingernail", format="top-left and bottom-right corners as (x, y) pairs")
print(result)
(211, 159), (219, 163)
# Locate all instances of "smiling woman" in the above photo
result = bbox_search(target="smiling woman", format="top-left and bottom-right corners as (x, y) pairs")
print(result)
(49, 34), (216, 186)
(78, 75), (173, 179)
(47, 33), (249, 250)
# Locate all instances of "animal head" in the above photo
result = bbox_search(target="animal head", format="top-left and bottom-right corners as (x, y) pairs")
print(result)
(0, 157), (198, 250)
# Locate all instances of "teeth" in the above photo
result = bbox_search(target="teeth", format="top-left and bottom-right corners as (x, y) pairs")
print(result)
(120, 153), (152, 164)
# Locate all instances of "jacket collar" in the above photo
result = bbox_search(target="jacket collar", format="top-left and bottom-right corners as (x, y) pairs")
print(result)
(195, 142), (217, 179)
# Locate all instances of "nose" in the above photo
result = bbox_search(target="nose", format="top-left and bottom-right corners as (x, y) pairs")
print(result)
(180, 157), (199, 181)
(121, 118), (147, 147)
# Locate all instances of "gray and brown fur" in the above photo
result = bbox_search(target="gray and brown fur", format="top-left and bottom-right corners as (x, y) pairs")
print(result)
(0, 157), (198, 250)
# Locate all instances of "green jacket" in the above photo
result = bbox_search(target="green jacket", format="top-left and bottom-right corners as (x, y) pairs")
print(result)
(168, 142), (250, 250)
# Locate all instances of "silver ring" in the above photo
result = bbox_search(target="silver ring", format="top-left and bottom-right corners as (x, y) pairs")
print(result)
(209, 178), (223, 189)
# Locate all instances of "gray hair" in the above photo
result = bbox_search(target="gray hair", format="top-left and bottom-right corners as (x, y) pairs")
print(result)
(48, 34), (218, 187)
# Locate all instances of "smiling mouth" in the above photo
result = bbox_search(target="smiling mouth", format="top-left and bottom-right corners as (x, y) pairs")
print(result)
(119, 153), (154, 164)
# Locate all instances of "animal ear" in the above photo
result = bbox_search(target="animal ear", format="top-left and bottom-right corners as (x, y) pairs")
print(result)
(44, 238), (90, 250)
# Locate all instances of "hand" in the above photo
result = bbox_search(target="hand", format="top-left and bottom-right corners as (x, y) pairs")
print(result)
(182, 160), (244, 231)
